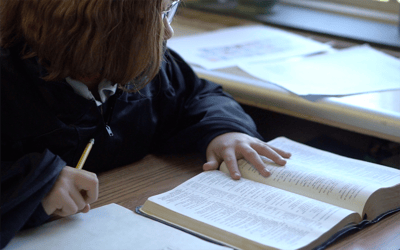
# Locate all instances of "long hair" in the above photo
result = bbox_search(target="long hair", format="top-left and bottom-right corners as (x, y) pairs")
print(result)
(0, 0), (164, 90)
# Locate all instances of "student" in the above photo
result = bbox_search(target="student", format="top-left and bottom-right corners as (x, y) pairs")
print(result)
(0, 0), (291, 247)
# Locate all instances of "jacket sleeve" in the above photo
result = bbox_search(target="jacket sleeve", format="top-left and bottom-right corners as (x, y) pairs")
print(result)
(1, 150), (65, 249)
(1, 45), (68, 248)
(153, 49), (263, 156)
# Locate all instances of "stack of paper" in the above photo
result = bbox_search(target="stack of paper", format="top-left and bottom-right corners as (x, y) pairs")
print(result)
(168, 25), (332, 70)
(169, 25), (400, 98)
(239, 45), (400, 97)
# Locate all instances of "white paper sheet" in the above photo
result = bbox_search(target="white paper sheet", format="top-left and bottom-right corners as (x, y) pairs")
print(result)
(239, 45), (400, 96)
(168, 25), (331, 70)
(5, 204), (231, 250)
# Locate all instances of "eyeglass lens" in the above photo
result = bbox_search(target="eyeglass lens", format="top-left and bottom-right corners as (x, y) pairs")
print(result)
(164, 1), (180, 24)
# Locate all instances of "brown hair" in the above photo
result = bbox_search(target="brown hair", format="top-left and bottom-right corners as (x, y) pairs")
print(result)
(0, 0), (164, 90)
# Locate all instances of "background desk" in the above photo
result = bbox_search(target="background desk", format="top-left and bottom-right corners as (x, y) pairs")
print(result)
(172, 8), (400, 143)
(91, 154), (400, 250)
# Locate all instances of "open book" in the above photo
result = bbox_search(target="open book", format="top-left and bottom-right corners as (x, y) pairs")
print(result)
(139, 137), (400, 250)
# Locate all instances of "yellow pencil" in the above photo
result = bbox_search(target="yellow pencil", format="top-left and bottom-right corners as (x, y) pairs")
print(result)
(76, 138), (95, 170)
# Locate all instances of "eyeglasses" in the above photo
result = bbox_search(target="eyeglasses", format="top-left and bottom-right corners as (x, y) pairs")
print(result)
(162, 0), (180, 24)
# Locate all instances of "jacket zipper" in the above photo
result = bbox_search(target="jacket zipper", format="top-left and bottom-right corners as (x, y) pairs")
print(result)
(101, 89), (121, 137)
(105, 125), (114, 136)
(104, 101), (114, 137)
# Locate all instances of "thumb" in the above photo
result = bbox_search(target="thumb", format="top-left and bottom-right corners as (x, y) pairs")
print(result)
(81, 204), (91, 213)
(203, 154), (220, 171)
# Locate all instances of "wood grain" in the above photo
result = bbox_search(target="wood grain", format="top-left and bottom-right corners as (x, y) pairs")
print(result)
(91, 154), (203, 210)
(326, 212), (400, 249)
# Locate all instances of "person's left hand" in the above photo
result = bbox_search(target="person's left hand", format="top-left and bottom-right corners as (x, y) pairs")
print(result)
(203, 132), (291, 180)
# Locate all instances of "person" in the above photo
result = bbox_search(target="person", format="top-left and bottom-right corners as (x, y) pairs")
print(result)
(0, 0), (291, 248)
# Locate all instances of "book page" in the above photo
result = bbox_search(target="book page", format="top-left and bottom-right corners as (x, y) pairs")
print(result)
(146, 171), (358, 250)
(220, 137), (400, 217)
(6, 204), (231, 250)
(268, 137), (400, 187)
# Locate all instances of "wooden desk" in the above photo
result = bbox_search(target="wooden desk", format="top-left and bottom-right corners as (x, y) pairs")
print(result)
(172, 8), (400, 143)
(91, 154), (400, 250)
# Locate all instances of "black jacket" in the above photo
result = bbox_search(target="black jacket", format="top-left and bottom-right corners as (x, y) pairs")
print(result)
(0, 45), (261, 248)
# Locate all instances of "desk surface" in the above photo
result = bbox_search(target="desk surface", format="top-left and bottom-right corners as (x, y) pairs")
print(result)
(172, 8), (400, 143)
(91, 154), (400, 250)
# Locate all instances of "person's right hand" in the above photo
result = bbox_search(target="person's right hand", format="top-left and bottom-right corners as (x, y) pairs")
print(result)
(41, 166), (99, 217)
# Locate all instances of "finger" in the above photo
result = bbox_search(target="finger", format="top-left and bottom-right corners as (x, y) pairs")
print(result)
(269, 145), (292, 158)
(53, 193), (79, 217)
(69, 188), (88, 212)
(75, 170), (99, 204)
(42, 187), (71, 216)
(203, 153), (220, 171)
(42, 198), (56, 216)
(239, 147), (271, 177)
(253, 143), (287, 166)
(222, 151), (241, 180)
